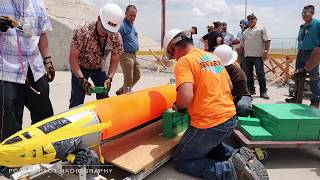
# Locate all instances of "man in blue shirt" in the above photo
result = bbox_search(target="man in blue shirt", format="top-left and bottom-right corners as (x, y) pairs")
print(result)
(286, 5), (320, 108)
(116, 5), (140, 95)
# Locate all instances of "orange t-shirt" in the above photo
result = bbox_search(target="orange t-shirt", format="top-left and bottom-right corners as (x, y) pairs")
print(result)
(175, 48), (236, 129)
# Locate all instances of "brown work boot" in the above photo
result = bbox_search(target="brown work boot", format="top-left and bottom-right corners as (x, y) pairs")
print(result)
(228, 147), (269, 180)
(115, 88), (123, 96)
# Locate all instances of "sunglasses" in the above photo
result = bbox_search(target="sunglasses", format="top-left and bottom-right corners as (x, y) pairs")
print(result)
(248, 18), (255, 21)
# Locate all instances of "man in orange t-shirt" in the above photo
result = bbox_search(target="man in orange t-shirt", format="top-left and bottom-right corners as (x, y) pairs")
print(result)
(163, 29), (268, 180)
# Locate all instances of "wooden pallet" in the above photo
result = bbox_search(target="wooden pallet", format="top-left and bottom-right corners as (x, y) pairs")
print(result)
(101, 121), (182, 174)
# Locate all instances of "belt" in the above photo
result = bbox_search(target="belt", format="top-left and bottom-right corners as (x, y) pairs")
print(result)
(298, 49), (313, 52)
(124, 51), (136, 54)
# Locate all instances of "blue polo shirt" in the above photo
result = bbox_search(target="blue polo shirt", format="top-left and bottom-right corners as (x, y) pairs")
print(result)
(297, 18), (320, 51)
(119, 19), (139, 53)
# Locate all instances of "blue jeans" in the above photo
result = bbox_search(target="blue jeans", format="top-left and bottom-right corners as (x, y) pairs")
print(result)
(235, 96), (252, 117)
(69, 68), (108, 108)
(173, 116), (237, 180)
(241, 57), (267, 93)
(296, 50), (320, 101)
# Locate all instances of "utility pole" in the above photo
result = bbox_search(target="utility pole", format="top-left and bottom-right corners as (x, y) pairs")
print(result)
(161, 0), (166, 49)
(245, 0), (247, 19)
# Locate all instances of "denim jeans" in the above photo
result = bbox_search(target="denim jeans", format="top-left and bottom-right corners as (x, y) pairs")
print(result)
(295, 50), (320, 101)
(235, 96), (252, 117)
(173, 116), (237, 180)
(69, 67), (108, 108)
(241, 57), (267, 93)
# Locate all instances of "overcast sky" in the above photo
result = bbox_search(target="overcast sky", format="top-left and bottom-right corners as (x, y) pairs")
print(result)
(83, 0), (320, 48)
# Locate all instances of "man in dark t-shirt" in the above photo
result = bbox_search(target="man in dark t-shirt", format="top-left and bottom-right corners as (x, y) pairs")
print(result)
(208, 21), (224, 52)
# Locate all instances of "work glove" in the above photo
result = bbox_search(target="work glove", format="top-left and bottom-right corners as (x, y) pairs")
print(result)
(73, 149), (99, 170)
(172, 102), (187, 113)
(0, 16), (14, 32)
(43, 57), (55, 82)
(292, 67), (308, 80)
(104, 76), (112, 94)
(79, 78), (93, 95)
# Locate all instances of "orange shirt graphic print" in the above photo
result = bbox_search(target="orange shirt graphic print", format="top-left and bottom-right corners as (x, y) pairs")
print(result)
(199, 53), (224, 74)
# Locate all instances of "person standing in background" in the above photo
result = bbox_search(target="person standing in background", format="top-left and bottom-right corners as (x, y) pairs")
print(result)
(208, 21), (224, 52)
(285, 5), (320, 108)
(116, 5), (140, 95)
(222, 22), (235, 46)
(240, 13), (271, 99)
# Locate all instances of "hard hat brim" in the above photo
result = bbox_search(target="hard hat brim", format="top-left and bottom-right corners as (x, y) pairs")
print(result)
(224, 51), (238, 66)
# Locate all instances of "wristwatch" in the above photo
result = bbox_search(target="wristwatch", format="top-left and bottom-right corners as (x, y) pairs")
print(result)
(264, 50), (268, 53)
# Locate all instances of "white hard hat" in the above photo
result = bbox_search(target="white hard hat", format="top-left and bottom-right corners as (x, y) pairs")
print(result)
(163, 29), (192, 59)
(99, 3), (124, 33)
(213, 44), (238, 66)
(163, 29), (182, 59)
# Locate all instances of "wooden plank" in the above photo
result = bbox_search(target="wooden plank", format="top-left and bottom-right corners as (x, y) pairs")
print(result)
(101, 121), (182, 174)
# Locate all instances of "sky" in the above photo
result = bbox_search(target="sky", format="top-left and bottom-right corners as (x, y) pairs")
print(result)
(83, 0), (320, 49)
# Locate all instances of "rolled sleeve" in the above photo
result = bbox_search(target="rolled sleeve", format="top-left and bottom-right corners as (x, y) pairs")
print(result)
(41, 15), (52, 32)
(262, 27), (270, 41)
(174, 58), (194, 89)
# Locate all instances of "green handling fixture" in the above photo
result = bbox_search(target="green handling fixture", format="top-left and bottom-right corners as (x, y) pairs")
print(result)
(88, 87), (106, 95)
(162, 109), (190, 139)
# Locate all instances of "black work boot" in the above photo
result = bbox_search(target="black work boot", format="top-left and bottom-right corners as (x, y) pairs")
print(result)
(249, 89), (256, 96)
(310, 99), (320, 108)
(285, 97), (297, 103)
(260, 92), (270, 99)
(228, 147), (269, 180)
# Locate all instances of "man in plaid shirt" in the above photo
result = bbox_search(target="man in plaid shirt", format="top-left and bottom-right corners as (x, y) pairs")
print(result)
(0, 0), (55, 141)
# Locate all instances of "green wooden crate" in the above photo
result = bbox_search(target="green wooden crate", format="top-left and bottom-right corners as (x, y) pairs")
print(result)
(253, 104), (320, 121)
(296, 132), (319, 141)
(253, 104), (320, 141)
(239, 125), (273, 141)
(238, 117), (260, 126)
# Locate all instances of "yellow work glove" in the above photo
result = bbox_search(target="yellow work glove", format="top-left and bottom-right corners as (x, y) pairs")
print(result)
(43, 56), (55, 82)
(104, 76), (112, 94)
(79, 78), (93, 95)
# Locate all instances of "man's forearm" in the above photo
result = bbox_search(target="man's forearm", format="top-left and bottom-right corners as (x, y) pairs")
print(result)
(39, 33), (50, 58)
(69, 45), (83, 79)
(239, 46), (244, 56)
(264, 40), (271, 51)
(107, 54), (120, 78)
(305, 47), (320, 72)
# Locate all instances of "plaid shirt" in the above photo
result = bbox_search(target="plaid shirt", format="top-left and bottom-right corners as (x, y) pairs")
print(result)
(0, 0), (52, 84)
